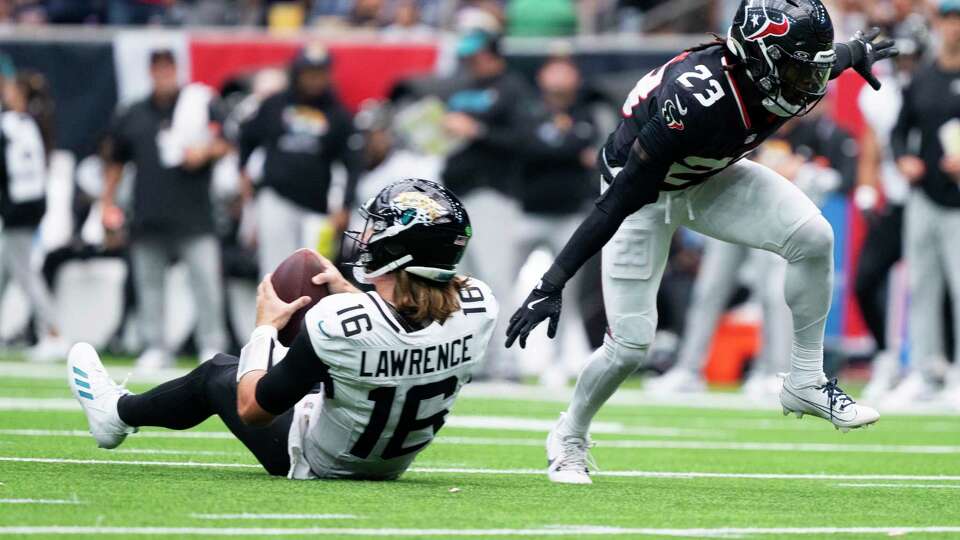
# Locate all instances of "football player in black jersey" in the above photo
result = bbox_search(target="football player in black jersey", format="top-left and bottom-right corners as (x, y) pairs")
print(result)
(503, 0), (898, 484)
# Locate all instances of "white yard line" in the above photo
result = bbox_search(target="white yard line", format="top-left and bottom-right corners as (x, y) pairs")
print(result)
(0, 429), (236, 439)
(115, 449), (244, 457)
(0, 457), (260, 469)
(4, 456), (960, 482)
(0, 498), (81, 505)
(445, 416), (713, 437)
(189, 514), (357, 520)
(5, 429), (959, 456)
(0, 362), (185, 384)
(0, 415), (720, 439)
(835, 483), (960, 489)
(2, 525), (960, 537)
(3, 359), (959, 415)
(0, 398), (79, 411)
(437, 436), (960, 455)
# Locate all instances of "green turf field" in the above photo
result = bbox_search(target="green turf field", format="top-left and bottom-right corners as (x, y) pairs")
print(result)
(2, 359), (960, 539)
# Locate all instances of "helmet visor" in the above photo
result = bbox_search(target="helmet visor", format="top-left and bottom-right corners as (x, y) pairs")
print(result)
(778, 54), (832, 103)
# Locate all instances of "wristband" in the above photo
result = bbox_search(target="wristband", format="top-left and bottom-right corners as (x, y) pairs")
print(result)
(541, 265), (570, 292)
(237, 325), (281, 382)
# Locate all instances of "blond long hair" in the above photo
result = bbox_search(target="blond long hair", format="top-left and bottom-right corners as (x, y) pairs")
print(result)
(393, 271), (467, 325)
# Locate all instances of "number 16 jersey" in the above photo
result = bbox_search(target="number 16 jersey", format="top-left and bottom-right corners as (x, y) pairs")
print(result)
(296, 278), (498, 480)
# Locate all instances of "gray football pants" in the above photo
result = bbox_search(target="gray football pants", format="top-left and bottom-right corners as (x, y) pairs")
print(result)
(256, 187), (328, 279)
(564, 159), (832, 435)
(130, 234), (227, 354)
(458, 188), (521, 376)
(0, 228), (58, 335)
(904, 189), (960, 378)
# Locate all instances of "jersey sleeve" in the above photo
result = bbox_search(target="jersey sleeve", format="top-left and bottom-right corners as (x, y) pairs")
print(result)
(459, 278), (499, 372)
(462, 277), (499, 325)
(304, 294), (359, 350)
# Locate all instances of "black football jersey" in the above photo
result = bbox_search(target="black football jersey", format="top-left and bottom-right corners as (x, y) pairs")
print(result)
(602, 44), (788, 192)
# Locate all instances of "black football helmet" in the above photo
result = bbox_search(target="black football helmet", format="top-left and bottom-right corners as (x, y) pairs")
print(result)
(344, 179), (471, 283)
(727, 0), (836, 117)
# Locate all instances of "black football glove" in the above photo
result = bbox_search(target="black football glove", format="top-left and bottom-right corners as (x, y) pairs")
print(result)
(847, 27), (899, 90)
(504, 279), (562, 349)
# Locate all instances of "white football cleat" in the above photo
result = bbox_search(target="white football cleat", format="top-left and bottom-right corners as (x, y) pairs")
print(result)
(780, 376), (879, 432)
(68, 342), (137, 449)
(645, 367), (706, 395)
(546, 413), (595, 485)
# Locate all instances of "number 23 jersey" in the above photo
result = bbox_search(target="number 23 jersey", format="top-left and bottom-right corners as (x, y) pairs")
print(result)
(297, 278), (498, 479)
(603, 44), (787, 192)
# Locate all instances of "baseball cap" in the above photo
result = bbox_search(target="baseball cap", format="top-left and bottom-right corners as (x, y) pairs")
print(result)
(940, 0), (960, 15)
(293, 43), (332, 70)
(457, 30), (499, 57)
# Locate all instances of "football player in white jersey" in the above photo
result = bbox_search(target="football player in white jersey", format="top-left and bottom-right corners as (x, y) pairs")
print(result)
(67, 179), (498, 480)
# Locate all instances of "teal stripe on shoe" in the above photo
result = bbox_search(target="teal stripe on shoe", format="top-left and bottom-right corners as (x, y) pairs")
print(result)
(74, 379), (90, 389)
(72, 366), (88, 378)
(78, 390), (94, 400)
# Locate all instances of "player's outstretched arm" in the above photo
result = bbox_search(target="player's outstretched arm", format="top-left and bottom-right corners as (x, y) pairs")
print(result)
(831, 27), (899, 90)
(505, 140), (667, 349)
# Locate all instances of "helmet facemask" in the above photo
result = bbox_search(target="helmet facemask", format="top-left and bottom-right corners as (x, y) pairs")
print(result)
(756, 45), (834, 117)
(342, 200), (402, 284)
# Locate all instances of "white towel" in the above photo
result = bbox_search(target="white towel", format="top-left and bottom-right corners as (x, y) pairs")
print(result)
(158, 83), (215, 168)
(286, 393), (323, 480)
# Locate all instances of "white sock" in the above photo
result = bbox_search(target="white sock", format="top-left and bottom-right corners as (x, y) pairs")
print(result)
(780, 218), (833, 389)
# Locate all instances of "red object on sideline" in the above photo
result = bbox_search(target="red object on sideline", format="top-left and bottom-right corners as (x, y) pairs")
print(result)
(189, 38), (439, 112)
(703, 315), (761, 384)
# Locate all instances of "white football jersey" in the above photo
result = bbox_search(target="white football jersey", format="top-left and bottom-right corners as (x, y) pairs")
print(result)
(297, 278), (497, 479)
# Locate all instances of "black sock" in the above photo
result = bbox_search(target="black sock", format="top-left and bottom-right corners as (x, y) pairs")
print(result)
(118, 361), (219, 429)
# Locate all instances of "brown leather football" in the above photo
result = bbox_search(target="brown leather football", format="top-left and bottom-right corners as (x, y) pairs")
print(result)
(270, 249), (330, 346)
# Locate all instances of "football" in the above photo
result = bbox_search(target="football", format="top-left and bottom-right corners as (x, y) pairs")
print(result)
(270, 248), (330, 346)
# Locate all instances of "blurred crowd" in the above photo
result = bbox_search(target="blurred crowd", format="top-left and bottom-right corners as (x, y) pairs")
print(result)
(3, 0), (960, 407)
(0, 0), (943, 37)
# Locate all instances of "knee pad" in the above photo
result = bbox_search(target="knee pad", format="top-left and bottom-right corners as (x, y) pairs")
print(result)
(605, 313), (656, 374)
(782, 215), (834, 263)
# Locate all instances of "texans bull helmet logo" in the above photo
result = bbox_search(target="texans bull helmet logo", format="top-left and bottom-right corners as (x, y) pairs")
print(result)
(742, 3), (792, 42)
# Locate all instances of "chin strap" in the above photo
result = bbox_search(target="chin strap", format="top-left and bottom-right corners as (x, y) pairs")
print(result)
(354, 255), (414, 284)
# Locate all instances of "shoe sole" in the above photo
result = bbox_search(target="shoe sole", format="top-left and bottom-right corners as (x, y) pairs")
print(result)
(780, 405), (878, 432)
